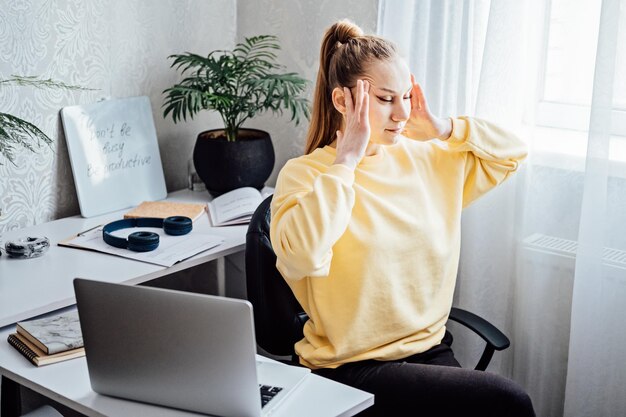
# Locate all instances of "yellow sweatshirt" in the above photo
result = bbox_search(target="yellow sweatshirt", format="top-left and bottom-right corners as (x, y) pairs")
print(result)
(270, 117), (527, 369)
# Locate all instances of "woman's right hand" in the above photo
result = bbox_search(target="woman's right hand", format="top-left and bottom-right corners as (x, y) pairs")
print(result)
(402, 75), (452, 141)
(334, 79), (370, 170)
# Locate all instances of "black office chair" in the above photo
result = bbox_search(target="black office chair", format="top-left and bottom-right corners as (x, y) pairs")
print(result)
(245, 196), (510, 371)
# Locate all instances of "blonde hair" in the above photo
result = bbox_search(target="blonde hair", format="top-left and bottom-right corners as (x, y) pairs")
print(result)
(304, 20), (397, 154)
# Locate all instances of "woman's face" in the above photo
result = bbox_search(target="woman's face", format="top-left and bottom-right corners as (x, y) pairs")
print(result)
(362, 56), (412, 146)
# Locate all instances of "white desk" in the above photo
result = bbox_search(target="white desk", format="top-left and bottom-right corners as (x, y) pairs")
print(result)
(0, 189), (375, 416)
(0, 189), (247, 328)
(0, 325), (373, 417)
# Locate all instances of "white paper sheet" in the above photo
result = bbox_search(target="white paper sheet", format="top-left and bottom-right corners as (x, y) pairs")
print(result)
(60, 226), (223, 267)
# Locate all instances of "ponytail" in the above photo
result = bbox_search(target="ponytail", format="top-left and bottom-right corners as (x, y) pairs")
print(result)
(304, 20), (397, 154)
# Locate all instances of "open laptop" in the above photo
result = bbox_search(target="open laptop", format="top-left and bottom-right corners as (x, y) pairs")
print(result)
(73, 278), (310, 417)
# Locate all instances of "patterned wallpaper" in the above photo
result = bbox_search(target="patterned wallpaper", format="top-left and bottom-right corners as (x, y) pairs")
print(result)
(0, 0), (235, 232)
(0, 0), (379, 233)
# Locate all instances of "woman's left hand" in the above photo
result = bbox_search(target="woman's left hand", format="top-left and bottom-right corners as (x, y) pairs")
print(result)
(402, 75), (453, 141)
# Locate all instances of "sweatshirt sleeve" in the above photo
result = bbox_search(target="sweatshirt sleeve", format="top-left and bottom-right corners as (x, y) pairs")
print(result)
(270, 160), (356, 281)
(445, 116), (528, 207)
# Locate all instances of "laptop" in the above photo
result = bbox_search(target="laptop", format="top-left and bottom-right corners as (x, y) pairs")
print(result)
(73, 278), (310, 417)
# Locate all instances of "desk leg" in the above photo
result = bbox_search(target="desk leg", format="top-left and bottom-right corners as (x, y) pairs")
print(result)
(1, 375), (21, 417)
(216, 257), (226, 297)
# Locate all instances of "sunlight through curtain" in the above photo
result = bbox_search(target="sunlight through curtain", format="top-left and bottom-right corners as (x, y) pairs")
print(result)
(379, 1), (626, 415)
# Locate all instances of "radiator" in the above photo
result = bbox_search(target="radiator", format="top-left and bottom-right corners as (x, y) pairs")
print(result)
(516, 233), (626, 417)
(523, 233), (626, 274)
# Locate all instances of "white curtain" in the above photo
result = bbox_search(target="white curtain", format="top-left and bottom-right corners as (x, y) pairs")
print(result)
(379, 1), (626, 416)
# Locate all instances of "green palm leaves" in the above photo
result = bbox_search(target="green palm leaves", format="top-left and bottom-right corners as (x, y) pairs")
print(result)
(162, 35), (310, 142)
(0, 76), (90, 166)
(0, 111), (52, 166)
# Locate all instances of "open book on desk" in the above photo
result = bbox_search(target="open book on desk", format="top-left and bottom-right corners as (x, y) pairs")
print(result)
(207, 187), (272, 227)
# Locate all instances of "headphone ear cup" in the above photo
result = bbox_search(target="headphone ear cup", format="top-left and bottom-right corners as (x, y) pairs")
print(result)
(163, 216), (193, 236)
(102, 216), (192, 252)
(127, 231), (160, 252)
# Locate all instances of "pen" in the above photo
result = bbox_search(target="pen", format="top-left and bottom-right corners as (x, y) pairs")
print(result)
(77, 224), (103, 237)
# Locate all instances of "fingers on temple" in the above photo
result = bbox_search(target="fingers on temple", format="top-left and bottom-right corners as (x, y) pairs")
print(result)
(408, 75), (417, 107)
(354, 80), (362, 114)
(411, 81), (424, 110)
(345, 80), (369, 121)
(361, 88), (370, 122)
(344, 87), (354, 113)
(361, 81), (369, 118)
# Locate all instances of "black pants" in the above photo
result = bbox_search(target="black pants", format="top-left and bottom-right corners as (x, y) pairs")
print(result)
(313, 333), (535, 417)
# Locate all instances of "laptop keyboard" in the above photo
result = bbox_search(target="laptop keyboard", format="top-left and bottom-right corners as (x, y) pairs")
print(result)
(259, 384), (283, 408)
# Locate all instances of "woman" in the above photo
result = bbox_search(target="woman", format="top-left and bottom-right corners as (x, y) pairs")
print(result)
(270, 20), (535, 416)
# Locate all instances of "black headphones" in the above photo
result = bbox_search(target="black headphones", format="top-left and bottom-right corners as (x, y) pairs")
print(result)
(102, 216), (193, 252)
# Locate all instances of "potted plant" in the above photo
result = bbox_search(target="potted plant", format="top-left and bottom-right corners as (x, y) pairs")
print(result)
(162, 35), (310, 196)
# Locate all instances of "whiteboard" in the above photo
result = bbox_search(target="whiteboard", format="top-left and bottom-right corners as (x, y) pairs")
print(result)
(61, 96), (167, 217)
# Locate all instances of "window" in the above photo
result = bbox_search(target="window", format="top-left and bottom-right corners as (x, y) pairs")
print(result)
(532, 0), (626, 173)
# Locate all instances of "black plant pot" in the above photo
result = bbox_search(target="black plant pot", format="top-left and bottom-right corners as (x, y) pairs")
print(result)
(193, 128), (275, 197)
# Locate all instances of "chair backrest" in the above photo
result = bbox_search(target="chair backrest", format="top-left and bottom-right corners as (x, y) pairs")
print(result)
(245, 195), (308, 357)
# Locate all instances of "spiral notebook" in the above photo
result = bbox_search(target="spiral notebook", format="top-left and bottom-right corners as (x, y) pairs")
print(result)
(7, 332), (85, 367)
(16, 310), (83, 354)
